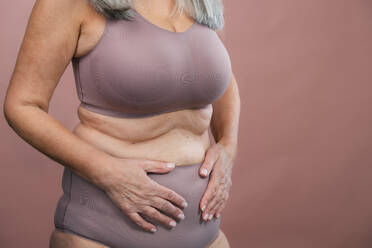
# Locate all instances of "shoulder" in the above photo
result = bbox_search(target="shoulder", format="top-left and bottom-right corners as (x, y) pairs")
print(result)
(30, 0), (98, 27)
(32, 0), (89, 15)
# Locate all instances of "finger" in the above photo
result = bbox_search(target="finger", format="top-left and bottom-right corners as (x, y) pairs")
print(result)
(151, 196), (185, 221)
(214, 201), (224, 219)
(154, 183), (188, 209)
(199, 147), (219, 178)
(214, 192), (229, 219)
(204, 170), (225, 221)
(127, 212), (157, 233)
(142, 206), (178, 229)
(139, 159), (176, 173)
(204, 190), (221, 221)
(215, 201), (227, 219)
(200, 174), (218, 218)
(209, 191), (228, 221)
(210, 201), (222, 220)
(202, 191), (217, 221)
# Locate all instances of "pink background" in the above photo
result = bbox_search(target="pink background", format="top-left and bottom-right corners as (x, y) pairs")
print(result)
(2, 0), (372, 247)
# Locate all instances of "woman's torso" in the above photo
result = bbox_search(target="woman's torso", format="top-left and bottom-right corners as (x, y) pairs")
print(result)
(72, 4), (232, 167)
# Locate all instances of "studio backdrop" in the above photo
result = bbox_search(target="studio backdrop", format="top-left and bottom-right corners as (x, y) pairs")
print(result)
(2, 0), (372, 247)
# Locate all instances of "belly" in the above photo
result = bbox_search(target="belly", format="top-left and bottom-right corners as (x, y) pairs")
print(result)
(73, 104), (214, 166)
(55, 105), (220, 247)
(55, 162), (221, 248)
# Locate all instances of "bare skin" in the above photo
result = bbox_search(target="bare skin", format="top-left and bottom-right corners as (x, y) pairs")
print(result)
(4, 0), (240, 247)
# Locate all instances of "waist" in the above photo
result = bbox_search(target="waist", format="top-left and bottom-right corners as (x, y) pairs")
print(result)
(73, 106), (212, 166)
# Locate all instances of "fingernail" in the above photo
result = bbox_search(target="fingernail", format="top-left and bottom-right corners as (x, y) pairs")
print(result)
(216, 213), (221, 218)
(204, 213), (209, 220)
(166, 162), (175, 168)
(150, 227), (156, 232)
(178, 213), (185, 220)
(208, 214), (213, 220)
(201, 205), (206, 211)
(201, 168), (208, 176)
(182, 202), (188, 208)
(169, 220), (177, 227)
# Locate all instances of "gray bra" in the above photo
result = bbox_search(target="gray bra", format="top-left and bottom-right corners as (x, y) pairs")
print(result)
(72, 8), (232, 118)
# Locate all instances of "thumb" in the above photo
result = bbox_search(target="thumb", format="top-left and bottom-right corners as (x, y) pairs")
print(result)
(199, 148), (217, 178)
(139, 159), (176, 173)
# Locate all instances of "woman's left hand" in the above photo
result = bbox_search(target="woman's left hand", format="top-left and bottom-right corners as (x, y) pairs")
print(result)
(199, 141), (236, 221)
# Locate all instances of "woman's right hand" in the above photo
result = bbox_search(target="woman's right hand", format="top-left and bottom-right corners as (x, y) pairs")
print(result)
(95, 156), (188, 233)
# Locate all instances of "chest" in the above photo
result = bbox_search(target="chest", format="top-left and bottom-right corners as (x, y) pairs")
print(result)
(72, 17), (232, 117)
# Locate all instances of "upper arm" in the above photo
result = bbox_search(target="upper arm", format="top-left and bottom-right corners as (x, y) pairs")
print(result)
(4, 0), (88, 113)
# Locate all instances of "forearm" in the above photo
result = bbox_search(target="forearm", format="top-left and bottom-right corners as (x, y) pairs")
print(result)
(210, 73), (241, 158)
(3, 103), (111, 187)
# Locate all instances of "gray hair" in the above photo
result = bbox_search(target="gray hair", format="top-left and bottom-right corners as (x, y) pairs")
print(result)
(88, 0), (225, 30)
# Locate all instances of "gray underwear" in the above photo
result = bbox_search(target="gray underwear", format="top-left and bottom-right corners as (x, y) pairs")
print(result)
(53, 162), (221, 248)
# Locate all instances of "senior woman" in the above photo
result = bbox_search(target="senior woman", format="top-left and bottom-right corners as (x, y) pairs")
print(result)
(4, 0), (240, 247)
